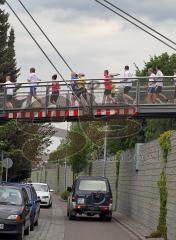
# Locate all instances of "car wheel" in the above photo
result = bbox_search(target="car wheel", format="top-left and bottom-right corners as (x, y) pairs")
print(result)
(105, 212), (112, 222)
(34, 218), (39, 226)
(30, 222), (34, 231)
(69, 210), (76, 220)
(17, 225), (24, 240)
(49, 201), (52, 208)
(24, 224), (30, 235)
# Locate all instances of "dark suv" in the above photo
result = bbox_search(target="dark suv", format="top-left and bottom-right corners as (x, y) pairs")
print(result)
(67, 176), (113, 221)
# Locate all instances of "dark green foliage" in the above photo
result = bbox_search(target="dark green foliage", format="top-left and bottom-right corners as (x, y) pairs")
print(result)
(60, 191), (70, 201)
(157, 170), (168, 240)
(136, 52), (176, 78)
(0, 6), (20, 82)
(5, 28), (20, 81)
(0, 121), (54, 182)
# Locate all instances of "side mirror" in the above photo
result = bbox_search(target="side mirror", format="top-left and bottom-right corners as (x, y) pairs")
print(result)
(67, 187), (72, 192)
(26, 202), (32, 208)
(49, 189), (54, 193)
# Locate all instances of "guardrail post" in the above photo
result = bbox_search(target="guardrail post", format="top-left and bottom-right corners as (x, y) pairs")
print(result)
(90, 79), (94, 116)
(136, 80), (140, 106)
(3, 87), (7, 112)
(45, 84), (50, 115)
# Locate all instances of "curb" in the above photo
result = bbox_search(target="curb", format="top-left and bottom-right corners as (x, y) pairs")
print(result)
(59, 197), (67, 203)
(113, 215), (145, 240)
(113, 215), (164, 240)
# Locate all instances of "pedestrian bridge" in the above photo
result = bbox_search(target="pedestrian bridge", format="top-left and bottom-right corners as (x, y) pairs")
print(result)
(0, 77), (176, 122)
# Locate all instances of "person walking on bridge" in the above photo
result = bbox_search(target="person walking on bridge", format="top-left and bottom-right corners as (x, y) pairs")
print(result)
(26, 67), (43, 108)
(50, 74), (60, 105)
(102, 70), (115, 105)
(173, 69), (176, 104)
(122, 65), (135, 104)
(4, 74), (15, 109)
(155, 65), (168, 103)
(146, 68), (156, 104)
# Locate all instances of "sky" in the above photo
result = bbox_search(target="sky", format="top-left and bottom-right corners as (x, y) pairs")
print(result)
(2, 0), (176, 152)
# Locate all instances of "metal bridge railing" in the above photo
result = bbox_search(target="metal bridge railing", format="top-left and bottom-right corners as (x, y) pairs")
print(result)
(0, 76), (175, 113)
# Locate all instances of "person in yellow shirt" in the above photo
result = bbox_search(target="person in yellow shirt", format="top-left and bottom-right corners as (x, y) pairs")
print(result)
(77, 73), (87, 100)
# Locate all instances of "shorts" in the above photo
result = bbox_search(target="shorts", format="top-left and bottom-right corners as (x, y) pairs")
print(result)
(124, 86), (131, 94)
(29, 86), (37, 96)
(155, 86), (162, 94)
(148, 87), (156, 93)
(6, 95), (13, 101)
(50, 92), (59, 103)
(104, 89), (112, 96)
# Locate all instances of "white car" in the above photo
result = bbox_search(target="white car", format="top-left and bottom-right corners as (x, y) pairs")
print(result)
(32, 183), (53, 208)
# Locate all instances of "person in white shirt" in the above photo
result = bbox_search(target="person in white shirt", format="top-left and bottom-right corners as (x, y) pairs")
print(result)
(5, 74), (15, 109)
(173, 69), (176, 103)
(26, 67), (43, 108)
(155, 65), (168, 103)
(122, 65), (135, 104)
(146, 68), (156, 104)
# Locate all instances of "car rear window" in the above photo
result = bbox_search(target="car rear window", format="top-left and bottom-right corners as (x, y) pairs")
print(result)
(0, 187), (22, 206)
(32, 184), (49, 192)
(78, 180), (107, 191)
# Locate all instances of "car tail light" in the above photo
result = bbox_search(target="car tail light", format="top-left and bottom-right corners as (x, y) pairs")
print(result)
(109, 198), (113, 204)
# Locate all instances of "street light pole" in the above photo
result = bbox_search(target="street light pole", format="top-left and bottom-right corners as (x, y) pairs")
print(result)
(103, 123), (108, 177)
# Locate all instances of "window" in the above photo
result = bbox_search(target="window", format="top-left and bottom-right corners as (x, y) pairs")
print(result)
(32, 184), (49, 192)
(22, 188), (29, 204)
(78, 180), (107, 191)
(0, 187), (22, 206)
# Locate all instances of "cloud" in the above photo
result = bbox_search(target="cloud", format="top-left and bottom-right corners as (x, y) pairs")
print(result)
(3, 0), (176, 82)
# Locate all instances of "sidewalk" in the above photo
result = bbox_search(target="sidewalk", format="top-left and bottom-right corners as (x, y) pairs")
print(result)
(113, 212), (163, 240)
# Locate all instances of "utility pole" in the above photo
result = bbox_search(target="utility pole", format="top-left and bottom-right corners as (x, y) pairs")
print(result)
(103, 123), (108, 177)
(64, 160), (67, 190)
(0, 151), (3, 183)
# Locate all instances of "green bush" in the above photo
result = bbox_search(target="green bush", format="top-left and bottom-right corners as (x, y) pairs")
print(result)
(60, 191), (70, 201)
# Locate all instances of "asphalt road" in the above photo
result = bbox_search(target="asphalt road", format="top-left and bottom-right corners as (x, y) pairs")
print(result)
(1, 195), (139, 240)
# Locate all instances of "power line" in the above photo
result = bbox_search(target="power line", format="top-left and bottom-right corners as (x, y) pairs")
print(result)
(5, 1), (66, 81)
(101, 0), (176, 46)
(17, 0), (73, 72)
(6, 1), (87, 109)
(94, 0), (176, 51)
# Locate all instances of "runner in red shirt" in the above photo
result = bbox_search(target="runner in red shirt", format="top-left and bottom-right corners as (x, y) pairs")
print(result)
(102, 70), (115, 104)
(50, 74), (60, 105)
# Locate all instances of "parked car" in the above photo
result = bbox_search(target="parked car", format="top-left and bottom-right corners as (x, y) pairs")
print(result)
(67, 176), (113, 221)
(32, 183), (53, 208)
(22, 184), (40, 231)
(0, 184), (32, 240)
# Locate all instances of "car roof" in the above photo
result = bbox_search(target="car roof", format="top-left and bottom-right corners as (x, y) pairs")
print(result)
(0, 183), (24, 190)
(32, 182), (48, 186)
(76, 176), (109, 181)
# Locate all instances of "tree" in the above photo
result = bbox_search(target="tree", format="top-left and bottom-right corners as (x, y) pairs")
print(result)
(5, 28), (20, 81)
(0, 121), (54, 182)
(0, 2), (20, 82)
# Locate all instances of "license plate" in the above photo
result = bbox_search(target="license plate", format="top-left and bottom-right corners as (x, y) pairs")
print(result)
(77, 198), (85, 204)
(0, 224), (4, 230)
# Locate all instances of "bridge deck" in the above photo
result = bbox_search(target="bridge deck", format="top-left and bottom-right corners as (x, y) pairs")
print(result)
(0, 78), (176, 122)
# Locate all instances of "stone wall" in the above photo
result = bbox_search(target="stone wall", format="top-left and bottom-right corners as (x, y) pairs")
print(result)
(117, 133), (176, 240)
(31, 132), (176, 239)
(31, 164), (73, 193)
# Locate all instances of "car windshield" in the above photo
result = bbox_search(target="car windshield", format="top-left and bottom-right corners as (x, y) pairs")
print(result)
(0, 187), (22, 206)
(32, 184), (49, 192)
(78, 180), (107, 191)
